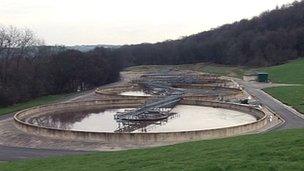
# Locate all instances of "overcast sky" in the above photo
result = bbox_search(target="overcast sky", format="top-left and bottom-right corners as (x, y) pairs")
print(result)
(0, 0), (296, 45)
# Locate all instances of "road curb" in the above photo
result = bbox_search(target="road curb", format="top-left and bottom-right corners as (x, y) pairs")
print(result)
(261, 89), (304, 120)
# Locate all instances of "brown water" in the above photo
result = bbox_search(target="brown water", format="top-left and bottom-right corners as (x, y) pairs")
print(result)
(27, 105), (257, 133)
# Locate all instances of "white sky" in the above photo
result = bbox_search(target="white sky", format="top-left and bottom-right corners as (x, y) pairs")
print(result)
(0, 0), (296, 45)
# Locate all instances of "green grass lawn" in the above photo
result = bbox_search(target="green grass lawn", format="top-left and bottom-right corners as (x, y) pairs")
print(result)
(264, 86), (304, 113)
(0, 94), (71, 116)
(1, 129), (303, 171)
(261, 58), (304, 113)
(262, 58), (304, 84)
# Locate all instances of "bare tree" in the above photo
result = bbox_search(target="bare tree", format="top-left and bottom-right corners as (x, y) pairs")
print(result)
(0, 25), (43, 82)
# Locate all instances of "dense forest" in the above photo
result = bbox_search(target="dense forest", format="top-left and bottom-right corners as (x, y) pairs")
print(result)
(117, 1), (304, 66)
(0, 26), (120, 106)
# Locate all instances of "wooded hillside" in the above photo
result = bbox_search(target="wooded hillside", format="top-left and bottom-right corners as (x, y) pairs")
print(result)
(117, 1), (304, 66)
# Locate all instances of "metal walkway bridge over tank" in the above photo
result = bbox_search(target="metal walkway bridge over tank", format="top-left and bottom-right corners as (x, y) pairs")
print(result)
(114, 78), (185, 122)
(114, 94), (182, 121)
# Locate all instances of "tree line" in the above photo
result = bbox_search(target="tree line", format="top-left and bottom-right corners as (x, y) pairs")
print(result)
(116, 1), (304, 67)
(1, 1), (304, 106)
(0, 26), (120, 106)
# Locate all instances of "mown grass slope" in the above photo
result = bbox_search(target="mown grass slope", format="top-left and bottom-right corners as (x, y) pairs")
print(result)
(262, 58), (304, 113)
(265, 86), (304, 113)
(0, 94), (71, 116)
(262, 58), (304, 84)
(0, 129), (303, 171)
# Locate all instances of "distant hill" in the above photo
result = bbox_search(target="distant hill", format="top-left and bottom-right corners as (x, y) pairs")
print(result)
(67, 45), (121, 52)
(116, 1), (304, 67)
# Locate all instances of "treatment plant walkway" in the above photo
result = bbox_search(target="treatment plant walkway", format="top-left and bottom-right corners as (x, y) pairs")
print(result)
(235, 79), (304, 130)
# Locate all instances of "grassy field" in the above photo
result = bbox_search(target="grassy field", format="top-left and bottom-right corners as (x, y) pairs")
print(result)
(0, 94), (71, 116)
(1, 129), (303, 170)
(262, 58), (304, 84)
(261, 58), (304, 113)
(265, 86), (304, 113)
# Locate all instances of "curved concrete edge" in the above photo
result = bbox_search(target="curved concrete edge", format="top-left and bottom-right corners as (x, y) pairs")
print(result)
(95, 84), (142, 96)
(174, 84), (242, 92)
(14, 98), (268, 144)
(95, 85), (153, 100)
(262, 105), (286, 131)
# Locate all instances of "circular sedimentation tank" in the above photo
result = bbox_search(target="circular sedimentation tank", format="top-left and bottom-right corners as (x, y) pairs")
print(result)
(95, 72), (245, 100)
(14, 97), (269, 143)
(95, 84), (245, 101)
(24, 105), (257, 133)
(14, 73), (267, 144)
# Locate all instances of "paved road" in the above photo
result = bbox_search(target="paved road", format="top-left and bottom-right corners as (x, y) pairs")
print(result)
(0, 113), (88, 162)
(0, 94), (90, 161)
(0, 113), (13, 121)
(237, 80), (304, 130)
(0, 145), (86, 161)
(0, 76), (131, 162)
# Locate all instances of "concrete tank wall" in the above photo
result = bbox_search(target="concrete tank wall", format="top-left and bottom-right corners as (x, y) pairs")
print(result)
(14, 98), (268, 143)
(95, 85), (142, 95)
(95, 84), (246, 101)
